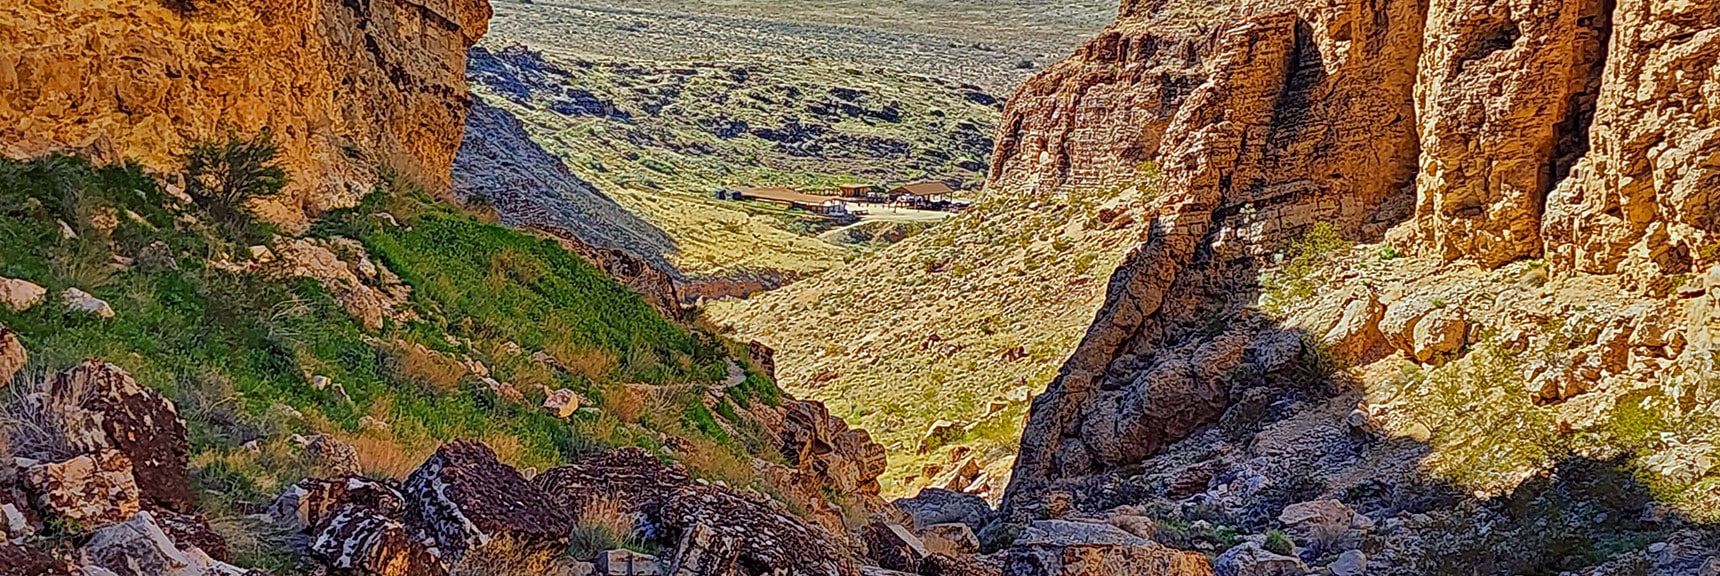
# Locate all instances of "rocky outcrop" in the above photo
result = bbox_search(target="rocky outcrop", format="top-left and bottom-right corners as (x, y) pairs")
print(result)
(778, 400), (889, 499)
(271, 237), (416, 332)
(310, 505), (447, 576)
(657, 484), (860, 576)
(1542, 0), (1720, 289)
(80, 511), (252, 576)
(43, 360), (194, 512)
(0, 0), (491, 224)
(0, 543), (74, 576)
(400, 441), (574, 564)
(1412, 0), (1612, 267)
(1004, 0), (1427, 512)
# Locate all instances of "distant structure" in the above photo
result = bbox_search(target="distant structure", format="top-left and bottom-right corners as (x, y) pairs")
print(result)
(838, 184), (873, 198)
(734, 186), (851, 216)
(889, 181), (956, 208)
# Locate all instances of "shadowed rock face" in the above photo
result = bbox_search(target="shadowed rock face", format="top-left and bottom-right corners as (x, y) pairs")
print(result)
(0, 0), (491, 225)
(1001, 0), (1427, 514)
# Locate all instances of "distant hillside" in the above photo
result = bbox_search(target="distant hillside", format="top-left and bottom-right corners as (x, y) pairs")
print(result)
(483, 0), (1116, 93)
(462, 44), (1001, 277)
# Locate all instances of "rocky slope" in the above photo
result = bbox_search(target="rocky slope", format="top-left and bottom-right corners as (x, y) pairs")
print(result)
(0, 0), (490, 225)
(989, 0), (1720, 573)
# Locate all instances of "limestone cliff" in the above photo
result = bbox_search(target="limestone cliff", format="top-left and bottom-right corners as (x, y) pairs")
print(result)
(0, 0), (491, 224)
(999, 0), (1720, 566)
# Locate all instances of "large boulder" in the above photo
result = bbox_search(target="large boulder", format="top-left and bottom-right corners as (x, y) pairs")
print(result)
(61, 288), (114, 319)
(269, 475), (406, 533)
(0, 324), (25, 388)
(0, 278), (47, 312)
(80, 511), (250, 576)
(401, 441), (573, 564)
(45, 361), (194, 512)
(922, 523), (981, 556)
(24, 450), (141, 529)
(893, 488), (995, 533)
(310, 506), (448, 576)
(534, 447), (691, 517)
(657, 484), (858, 576)
(1212, 542), (1308, 576)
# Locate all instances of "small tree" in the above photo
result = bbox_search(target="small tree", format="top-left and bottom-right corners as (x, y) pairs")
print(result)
(184, 130), (287, 229)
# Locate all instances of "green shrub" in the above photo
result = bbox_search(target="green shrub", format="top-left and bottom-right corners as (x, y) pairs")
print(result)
(184, 130), (286, 229)
(1263, 530), (1294, 556)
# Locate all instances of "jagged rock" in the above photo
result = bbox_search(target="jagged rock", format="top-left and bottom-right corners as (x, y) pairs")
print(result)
(272, 238), (415, 331)
(62, 289), (114, 319)
(270, 476), (406, 533)
(543, 388), (581, 418)
(1412, 0), (1609, 266)
(310, 506), (447, 576)
(922, 523), (980, 556)
(1005, 540), (1212, 576)
(0, 542), (75, 575)
(534, 447), (691, 517)
(894, 488), (995, 532)
(597, 549), (662, 576)
(25, 450), (140, 528)
(657, 484), (858, 576)
(665, 524), (738, 576)
(401, 441), (573, 564)
(1212, 542), (1307, 576)
(45, 361), (194, 512)
(0, 324), (25, 388)
(80, 511), (249, 576)
(864, 522), (928, 572)
(747, 340), (777, 381)
(778, 400), (887, 496)
(0, 278), (46, 312)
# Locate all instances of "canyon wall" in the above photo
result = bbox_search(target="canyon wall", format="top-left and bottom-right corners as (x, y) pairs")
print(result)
(997, 0), (1720, 521)
(0, 0), (491, 224)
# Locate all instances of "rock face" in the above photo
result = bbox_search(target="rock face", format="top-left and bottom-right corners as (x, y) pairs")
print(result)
(0, 0), (490, 223)
(1001, 0), (1427, 512)
(400, 441), (573, 564)
(1412, 0), (1611, 266)
(778, 400), (889, 498)
(45, 361), (194, 513)
(994, 0), (1720, 519)
(310, 506), (447, 576)
(1542, 0), (1720, 289)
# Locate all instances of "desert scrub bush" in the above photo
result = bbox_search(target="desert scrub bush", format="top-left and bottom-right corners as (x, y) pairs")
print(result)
(566, 496), (646, 560)
(1263, 530), (1295, 556)
(1395, 339), (1563, 496)
(184, 130), (287, 230)
(1259, 222), (1352, 315)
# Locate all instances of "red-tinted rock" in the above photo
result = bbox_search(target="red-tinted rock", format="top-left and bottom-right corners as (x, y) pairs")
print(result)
(24, 450), (141, 529)
(0, 543), (74, 576)
(46, 360), (194, 512)
(401, 441), (572, 564)
(533, 447), (692, 517)
(657, 484), (858, 576)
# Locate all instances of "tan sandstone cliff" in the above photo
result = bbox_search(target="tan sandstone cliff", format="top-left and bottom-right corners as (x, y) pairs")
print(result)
(998, 0), (1720, 536)
(0, 0), (491, 224)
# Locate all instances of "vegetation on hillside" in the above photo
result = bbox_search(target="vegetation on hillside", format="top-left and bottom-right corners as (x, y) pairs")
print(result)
(0, 153), (787, 572)
(708, 169), (1163, 496)
(465, 45), (999, 276)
